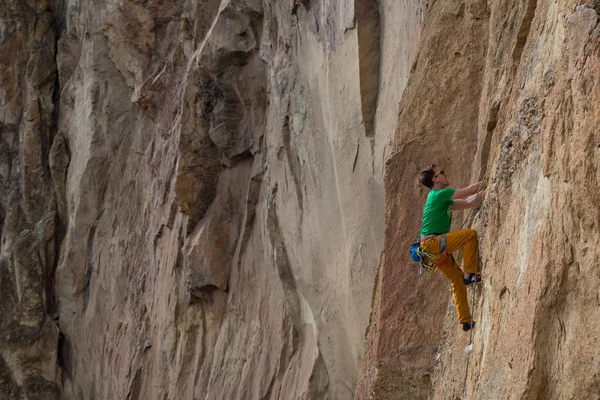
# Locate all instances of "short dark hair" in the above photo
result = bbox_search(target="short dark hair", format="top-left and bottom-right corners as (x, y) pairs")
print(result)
(420, 164), (437, 189)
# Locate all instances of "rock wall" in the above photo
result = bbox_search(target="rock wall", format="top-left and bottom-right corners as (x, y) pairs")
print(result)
(0, 0), (425, 399)
(358, 0), (600, 399)
(0, 1), (62, 398)
(8, 0), (596, 398)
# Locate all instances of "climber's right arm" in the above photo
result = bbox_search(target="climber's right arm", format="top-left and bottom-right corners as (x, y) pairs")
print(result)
(452, 181), (485, 200)
(451, 199), (473, 210)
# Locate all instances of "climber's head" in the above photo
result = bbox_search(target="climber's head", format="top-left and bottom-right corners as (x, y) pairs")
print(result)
(420, 165), (449, 189)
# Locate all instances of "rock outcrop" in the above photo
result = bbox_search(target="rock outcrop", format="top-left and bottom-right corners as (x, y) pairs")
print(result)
(4, 0), (597, 398)
(358, 0), (600, 399)
(1, 0), (424, 399)
(0, 1), (62, 398)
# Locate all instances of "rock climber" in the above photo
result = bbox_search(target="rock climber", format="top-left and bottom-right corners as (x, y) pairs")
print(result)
(418, 164), (484, 332)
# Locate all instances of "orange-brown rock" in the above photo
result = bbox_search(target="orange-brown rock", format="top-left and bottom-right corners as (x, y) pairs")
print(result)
(357, 0), (600, 399)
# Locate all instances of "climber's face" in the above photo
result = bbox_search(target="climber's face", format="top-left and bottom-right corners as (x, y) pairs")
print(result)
(433, 167), (449, 187)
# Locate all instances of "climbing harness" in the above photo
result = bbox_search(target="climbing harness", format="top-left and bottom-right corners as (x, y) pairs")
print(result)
(410, 243), (438, 276)
(410, 234), (449, 276)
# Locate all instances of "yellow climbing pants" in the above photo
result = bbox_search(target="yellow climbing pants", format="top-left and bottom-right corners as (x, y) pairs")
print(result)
(420, 229), (479, 323)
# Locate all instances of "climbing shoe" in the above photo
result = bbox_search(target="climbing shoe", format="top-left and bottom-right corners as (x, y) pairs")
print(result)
(463, 273), (482, 286)
(462, 321), (476, 332)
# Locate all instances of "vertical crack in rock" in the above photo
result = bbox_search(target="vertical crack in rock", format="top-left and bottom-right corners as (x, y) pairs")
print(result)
(126, 367), (143, 400)
(482, 100), (500, 153)
(355, 0), (381, 137)
(511, 0), (537, 73)
(48, 131), (70, 316)
(82, 208), (103, 312)
(282, 116), (304, 215)
(266, 184), (302, 362)
(0, 1), (62, 398)
(234, 169), (263, 275)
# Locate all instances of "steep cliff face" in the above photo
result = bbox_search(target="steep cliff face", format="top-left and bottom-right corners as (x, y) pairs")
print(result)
(5, 0), (595, 398)
(358, 0), (600, 399)
(0, 1), (425, 399)
(0, 1), (62, 398)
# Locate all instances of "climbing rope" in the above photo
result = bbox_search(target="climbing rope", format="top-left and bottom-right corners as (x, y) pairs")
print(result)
(460, 179), (485, 230)
(461, 246), (482, 400)
(460, 179), (486, 400)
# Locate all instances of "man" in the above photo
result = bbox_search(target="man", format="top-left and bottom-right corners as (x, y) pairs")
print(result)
(419, 164), (484, 332)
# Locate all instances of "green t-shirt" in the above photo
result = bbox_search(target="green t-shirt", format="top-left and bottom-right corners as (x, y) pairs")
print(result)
(420, 188), (455, 236)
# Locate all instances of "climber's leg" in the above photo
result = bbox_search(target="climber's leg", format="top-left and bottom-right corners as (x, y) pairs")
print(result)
(437, 256), (472, 323)
(444, 229), (479, 274)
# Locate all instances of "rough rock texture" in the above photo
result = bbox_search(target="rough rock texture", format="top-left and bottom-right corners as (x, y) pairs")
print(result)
(0, 1), (62, 398)
(358, 0), (600, 399)
(10, 0), (597, 398)
(1, 0), (425, 399)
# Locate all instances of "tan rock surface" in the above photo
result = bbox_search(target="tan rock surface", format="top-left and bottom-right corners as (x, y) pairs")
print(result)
(1, 0), (424, 399)
(358, 0), (600, 399)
